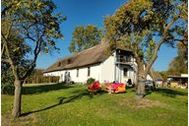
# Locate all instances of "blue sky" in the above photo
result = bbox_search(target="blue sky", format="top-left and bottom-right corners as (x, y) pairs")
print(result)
(36, 0), (177, 71)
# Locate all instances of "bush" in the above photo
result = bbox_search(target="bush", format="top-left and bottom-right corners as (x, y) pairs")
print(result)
(1, 84), (14, 95)
(86, 78), (95, 85)
(1, 68), (15, 95)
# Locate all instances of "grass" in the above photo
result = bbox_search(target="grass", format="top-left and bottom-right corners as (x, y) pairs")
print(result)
(1, 83), (188, 126)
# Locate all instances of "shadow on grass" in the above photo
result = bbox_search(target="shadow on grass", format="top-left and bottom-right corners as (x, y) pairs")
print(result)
(21, 89), (106, 117)
(126, 87), (137, 93)
(22, 83), (73, 95)
(155, 88), (188, 98)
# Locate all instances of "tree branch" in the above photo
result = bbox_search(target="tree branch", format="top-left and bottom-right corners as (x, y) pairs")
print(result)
(1, 58), (10, 63)
(144, 17), (178, 77)
(1, 42), (5, 58)
(22, 24), (37, 42)
(21, 31), (45, 80)
(2, 33), (19, 80)
(1, 21), (13, 57)
(1, 4), (14, 17)
(25, 33), (36, 42)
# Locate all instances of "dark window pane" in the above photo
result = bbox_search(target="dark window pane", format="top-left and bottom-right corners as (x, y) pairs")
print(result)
(77, 69), (79, 77)
(88, 67), (90, 76)
(123, 68), (128, 77)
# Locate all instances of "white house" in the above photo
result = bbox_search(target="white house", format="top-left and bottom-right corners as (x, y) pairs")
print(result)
(43, 42), (152, 84)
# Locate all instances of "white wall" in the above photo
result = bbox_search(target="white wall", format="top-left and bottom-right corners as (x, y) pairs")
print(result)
(147, 74), (153, 81)
(90, 65), (101, 81)
(100, 54), (115, 83)
(65, 65), (101, 83)
(43, 64), (101, 83)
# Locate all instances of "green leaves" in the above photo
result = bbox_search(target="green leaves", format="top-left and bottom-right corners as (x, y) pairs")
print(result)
(124, 0), (152, 24)
(2, 0), (65, 80)
(104, 0), (187, 62)
(69, 25), (103, 53)
(104, 0), (153, 45)
(2, 0), (65, 52)
(167, 42), (188, 75)
(177, 2), (188, 21)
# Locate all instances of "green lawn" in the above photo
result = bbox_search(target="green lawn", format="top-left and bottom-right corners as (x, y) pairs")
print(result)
(1, 83), (188, 126)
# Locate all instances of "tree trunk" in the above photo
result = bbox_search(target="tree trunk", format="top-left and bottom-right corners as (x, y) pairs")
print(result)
(136, 60), (146, 97)
(136, 76), (145, 97)
(12, 79), (23, 118)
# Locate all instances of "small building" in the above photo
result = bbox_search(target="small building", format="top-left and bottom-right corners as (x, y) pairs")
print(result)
(167, 74), (188, 88)
(43, 42), (152, 84)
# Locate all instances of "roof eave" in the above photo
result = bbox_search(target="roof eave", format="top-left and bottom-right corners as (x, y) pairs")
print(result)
(43, 62), (102, 73)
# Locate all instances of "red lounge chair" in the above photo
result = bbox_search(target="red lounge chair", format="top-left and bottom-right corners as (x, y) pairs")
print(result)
(114, 83), (126, 93)
(105, 83), (126, 93)
(88, 81), (101, 93)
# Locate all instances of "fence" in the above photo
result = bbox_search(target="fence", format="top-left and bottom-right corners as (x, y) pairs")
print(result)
(25, 76), (60, 84)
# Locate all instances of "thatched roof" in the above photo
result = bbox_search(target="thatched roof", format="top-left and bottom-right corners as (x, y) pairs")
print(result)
(43, 43), (110, 73)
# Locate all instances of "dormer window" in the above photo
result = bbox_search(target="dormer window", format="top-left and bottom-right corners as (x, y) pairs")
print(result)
(58, 62), (61, 67)
(67, 59), (71, 64)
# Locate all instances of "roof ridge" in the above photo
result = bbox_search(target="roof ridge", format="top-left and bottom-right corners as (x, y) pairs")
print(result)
(76, 43), (102, 54)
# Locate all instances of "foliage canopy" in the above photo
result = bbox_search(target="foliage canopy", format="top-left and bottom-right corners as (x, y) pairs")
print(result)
(104, 0), (187, 96)
(69, 25), (103, 53)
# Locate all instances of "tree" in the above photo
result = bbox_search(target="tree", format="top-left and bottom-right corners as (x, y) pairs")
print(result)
(167, 42), (188, 75)
(1, 23), (31, 94)
(1, 0), (65, 118)
(104, 0), (187, 97)
(156, 71), (167, 81)
(69, 25), (103, 53)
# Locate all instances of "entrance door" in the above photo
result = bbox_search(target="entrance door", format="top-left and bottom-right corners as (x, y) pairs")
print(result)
(121, 67), (129, 83)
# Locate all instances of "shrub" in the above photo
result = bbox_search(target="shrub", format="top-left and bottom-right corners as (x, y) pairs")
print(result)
(86, 78), (95, 85)
(1, 68), (15, 95)
(1, 84), (14, 95)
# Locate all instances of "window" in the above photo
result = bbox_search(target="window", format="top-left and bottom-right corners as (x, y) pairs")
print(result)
(87, 67), (90, 76)
(123, 68), (128, 77)
(67, 59), (72, 64)
(58, 62), (61, 67)
(76, 69), (79, 77)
